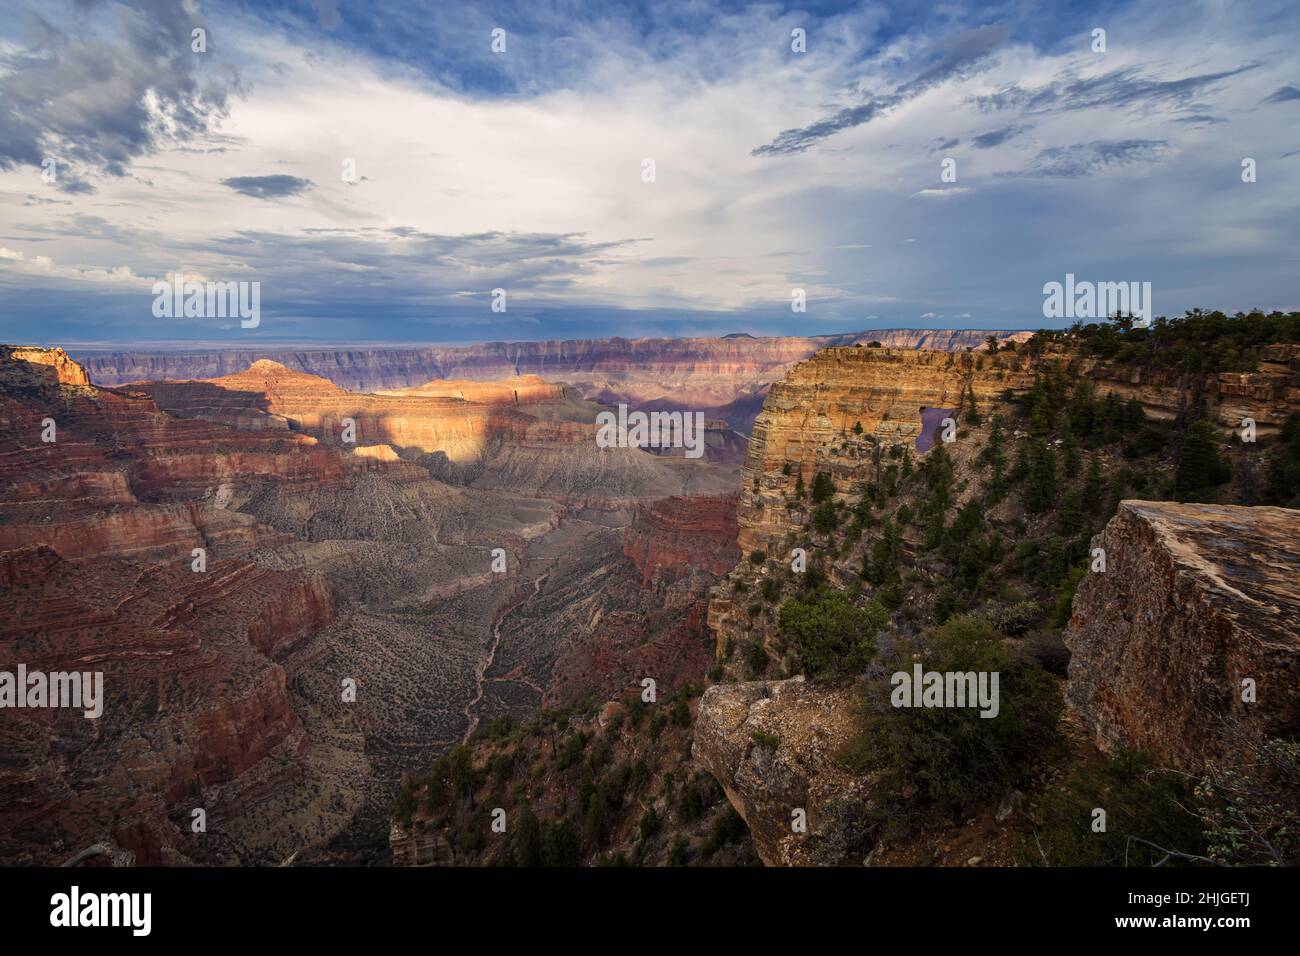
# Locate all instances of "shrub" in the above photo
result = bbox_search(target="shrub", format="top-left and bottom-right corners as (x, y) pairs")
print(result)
(777, 588), (884, 680)
(844, 614), (1063, 834)
(1028, 748), (1206, 866)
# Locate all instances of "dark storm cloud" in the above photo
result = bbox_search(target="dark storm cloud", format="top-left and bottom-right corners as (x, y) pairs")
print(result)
(221, 175), (315, 199)
(1016, 139), (1170, 178)
(972, 65), (1256, 115)
(0, 0), (237, 192)
(752, 23), (1010, 156)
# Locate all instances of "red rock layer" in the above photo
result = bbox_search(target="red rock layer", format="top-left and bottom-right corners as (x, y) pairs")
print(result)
(0, 348), (382, 864)
(622, 494), (740, 588)
(545, 495), (740, 706)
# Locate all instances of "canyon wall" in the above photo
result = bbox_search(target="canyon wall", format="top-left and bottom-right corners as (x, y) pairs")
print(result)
(1081, 343), (1300, 436)
(0, 345), (750, 864)
(71, 330), (1031, 432)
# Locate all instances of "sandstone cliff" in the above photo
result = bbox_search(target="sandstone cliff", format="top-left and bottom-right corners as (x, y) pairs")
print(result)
(1064, 500), (1300, 771)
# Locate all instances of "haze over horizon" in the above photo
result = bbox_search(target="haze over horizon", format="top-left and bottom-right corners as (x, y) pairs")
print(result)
(1, 0), (1297, 344)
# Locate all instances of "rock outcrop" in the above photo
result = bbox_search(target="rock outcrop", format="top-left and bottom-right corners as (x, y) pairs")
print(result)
(736, 347), (1038, 552)
(692, 678), (872, 866)
(1063, 501), (1300, 772)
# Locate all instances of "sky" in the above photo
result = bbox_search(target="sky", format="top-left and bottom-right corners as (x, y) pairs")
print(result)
(0, 0), (1297, 345)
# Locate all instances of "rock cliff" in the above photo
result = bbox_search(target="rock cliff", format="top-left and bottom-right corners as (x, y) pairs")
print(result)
(1063, 500), (1300, 771)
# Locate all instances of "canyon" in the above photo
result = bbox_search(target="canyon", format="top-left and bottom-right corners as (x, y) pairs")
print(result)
(6, 324), (1297, 868)
(0, 344), (739, 864)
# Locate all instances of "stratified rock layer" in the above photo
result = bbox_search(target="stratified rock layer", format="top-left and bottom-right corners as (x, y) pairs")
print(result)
(1063, 501), (1300, 771)
(73, 330), (1032, 431)
(735, 347), (1041, 553)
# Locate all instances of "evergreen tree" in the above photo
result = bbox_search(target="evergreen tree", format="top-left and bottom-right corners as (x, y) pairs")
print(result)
(1083, 453), (1104, 513)
(1068, 380), (1096, 438)
(1061, 427), (1082, 476)
(1266, 412), (1300, 506)
(1174, 419), (1232, 501)
(513, 805), (542, 867)
(966, 384), (982, 426)
(1024, 440), (1058, 513)
(811, 471), (836, 503)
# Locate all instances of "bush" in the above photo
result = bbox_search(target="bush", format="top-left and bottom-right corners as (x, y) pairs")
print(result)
(1029, 748), (1206, 866)
(539, 818), (582, 867)
(777, 588), (885, 680)
(844, 614), (1063, 834)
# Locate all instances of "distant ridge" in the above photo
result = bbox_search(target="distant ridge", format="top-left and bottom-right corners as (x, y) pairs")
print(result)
(73, 329), (1030, 391)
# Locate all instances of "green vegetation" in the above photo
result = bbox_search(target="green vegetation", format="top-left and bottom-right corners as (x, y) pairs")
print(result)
(844, 615), (1062, 834)
(1051, 309), (1299, 373)
(777, 587), (885, 680)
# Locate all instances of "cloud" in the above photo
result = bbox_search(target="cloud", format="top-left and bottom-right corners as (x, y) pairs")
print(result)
(311, 0), (342, 31)
(912, 187), (971, 199)
(0, 245), (152, 287)
(220, 175), (315, 199)
(1016, 139), (1170, 178)
(970, 124), (1030, 149)
(1264, 85), (1300, 103)
(0, 0), (238, 191)
(752, 23), (1011, 156)
(972, 65), (1256, 115)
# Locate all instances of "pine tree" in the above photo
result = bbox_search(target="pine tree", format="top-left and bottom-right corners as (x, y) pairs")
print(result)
(1083, 453), (1104, 513)
(1174, 419), (1232, 501)
(966, 384), (982, 426)
(1061, 427), (1081, 476)
(811, 471), (835, 503)
(1024, 440), (1057, 513)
